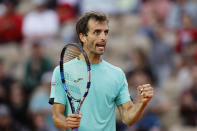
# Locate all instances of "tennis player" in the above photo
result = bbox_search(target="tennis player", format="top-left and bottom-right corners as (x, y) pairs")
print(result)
(49, 11), (154, 131)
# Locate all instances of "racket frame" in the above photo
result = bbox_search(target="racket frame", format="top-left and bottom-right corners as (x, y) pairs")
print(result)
(59, 43), (91, 114)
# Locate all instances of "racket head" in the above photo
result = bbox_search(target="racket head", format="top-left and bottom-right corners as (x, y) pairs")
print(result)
(59, 43), (91, 113)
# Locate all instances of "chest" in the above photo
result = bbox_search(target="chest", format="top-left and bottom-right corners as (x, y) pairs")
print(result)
(87, 69), (119, 104)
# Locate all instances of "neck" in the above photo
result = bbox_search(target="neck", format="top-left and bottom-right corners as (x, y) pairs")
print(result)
(88, 54), (101, 64)
(80, 51), (101, 64)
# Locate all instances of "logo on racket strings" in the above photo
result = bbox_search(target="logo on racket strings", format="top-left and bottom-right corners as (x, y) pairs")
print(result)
(74, 78), (83, 83)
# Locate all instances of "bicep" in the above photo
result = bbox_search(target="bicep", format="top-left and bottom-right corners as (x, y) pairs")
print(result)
(53, 103), (65, 117)
(117, 101), (134, 125)
(52, 103), (69, 129)
(118, 101), (133, 116)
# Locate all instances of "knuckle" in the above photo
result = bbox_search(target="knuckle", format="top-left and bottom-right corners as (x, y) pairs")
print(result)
(67, 118), (70, 121)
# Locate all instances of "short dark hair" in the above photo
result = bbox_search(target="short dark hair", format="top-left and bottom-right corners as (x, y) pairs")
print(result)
(76, 11), (109, 46)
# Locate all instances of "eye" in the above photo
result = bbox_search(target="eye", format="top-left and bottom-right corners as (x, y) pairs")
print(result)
(104, 30), (109, 35)
(94, 30), (101, 35)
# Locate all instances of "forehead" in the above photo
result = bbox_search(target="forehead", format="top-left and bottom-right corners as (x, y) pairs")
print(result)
(87, 18), (108, 31)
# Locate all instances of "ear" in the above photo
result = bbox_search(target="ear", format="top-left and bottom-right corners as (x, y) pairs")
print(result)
(79, 33), (87, 43)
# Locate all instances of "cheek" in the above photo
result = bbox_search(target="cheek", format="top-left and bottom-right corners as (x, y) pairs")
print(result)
(86, 41), (94, 50)
(87, 38), (97, 47)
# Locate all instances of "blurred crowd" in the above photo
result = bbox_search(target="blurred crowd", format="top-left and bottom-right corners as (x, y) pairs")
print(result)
(0, 0), (197, 131)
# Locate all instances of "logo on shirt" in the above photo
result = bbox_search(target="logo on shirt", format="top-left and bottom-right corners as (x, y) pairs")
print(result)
(51, 82), (58, 86)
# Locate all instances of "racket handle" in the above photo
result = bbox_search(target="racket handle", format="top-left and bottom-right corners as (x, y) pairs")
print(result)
(72, 128), (78, 131)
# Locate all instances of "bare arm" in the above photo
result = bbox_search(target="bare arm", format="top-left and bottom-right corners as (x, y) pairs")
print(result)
(118, 84), (154, 126)
(118, 101), (147, 126)
(52, 103), (82, 130)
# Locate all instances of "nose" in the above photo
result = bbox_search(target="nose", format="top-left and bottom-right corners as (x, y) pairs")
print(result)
(100, 32), (108, 41)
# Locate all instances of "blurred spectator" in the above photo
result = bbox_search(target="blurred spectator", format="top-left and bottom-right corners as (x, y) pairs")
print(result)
(176, 41), (197, 92)
(22, 0), (59, 45)
(104, 14), (151, 71)
(124, 69), (169, 131)
(166, 0), (197, 29)
(32, 112), (55, 131)
(0, 84), (7, 104)
(29, 72), (52, 115)
(149, 23), (175, 86)
(140, 0), (172, 28)
(8, 81), (30, 128)
(0, 3), (6, 17)
(79, 0), (116, 15)
(59, 19), (76, 44)
(56, 0), (78, 44)
(56, 0), (78, 24)
(0, 104), (28, 131)
(0, 57), (14, 104)
(115, 0), (141, 14)
(79, 0), (139, 15)
(29, 71), (58, 131)
(23, 42), (54, 93)
(180, 62), (197, 126)
(175, 13), (197, 53)
(47, 0), (57, 9)
(0, 0), (23, 43)
(127, 48), (156, 85)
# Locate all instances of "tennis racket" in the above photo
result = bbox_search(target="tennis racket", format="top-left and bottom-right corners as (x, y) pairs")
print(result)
(59, 43), (91, 131)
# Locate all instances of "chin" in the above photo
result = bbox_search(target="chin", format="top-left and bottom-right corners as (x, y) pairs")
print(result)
(96, 51), (104, 55)
(97, 50), (105, 54)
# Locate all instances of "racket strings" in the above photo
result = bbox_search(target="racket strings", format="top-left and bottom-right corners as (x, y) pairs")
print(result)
(64, 54), (78, 60)
(67, 92), (81, 102)
(66, 48), (81, 55)
(64, 48), (81, 62)
(67, 47), (81, 54)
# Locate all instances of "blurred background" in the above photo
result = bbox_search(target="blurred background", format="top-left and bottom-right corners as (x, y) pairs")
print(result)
(0, 0), (197, 131)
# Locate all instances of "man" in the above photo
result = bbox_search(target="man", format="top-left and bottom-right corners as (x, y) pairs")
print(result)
(0, 0), (23, 43)
(49, 11), (154, 131)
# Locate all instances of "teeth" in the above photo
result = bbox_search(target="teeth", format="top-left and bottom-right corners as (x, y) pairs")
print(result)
(98, 47), (104, 49)
(96, 44), (105, 50)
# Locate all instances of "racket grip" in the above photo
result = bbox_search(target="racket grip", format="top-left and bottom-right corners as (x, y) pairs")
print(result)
(72, 128), (78, 131)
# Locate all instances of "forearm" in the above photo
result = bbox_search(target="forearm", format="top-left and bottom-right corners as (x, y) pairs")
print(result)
(122, 102), (147, 126)
(52, 103), (81, 130)
(52, 103), (71, 130)
(52, 113), (69, 129)
(122, 84), (153, 126)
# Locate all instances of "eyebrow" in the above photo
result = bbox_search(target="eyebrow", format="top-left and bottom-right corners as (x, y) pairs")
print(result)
(93, 29), (109, 32)
(104, 29), (109, 32)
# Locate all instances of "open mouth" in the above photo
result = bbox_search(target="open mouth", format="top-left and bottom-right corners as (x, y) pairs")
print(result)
(96, 44), (105, 51)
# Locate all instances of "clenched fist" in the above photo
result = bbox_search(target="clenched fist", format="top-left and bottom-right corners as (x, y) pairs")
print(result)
(137, 84), (154, 104)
